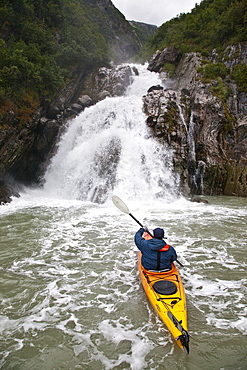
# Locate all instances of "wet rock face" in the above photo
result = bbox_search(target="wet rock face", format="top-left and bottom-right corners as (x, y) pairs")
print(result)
(147, 47), (180, 72)
(0, 173), (20, 204)
(84, 64), (134, 101)
(143, 48), (247, 197)
(222, 44), (247, 69)
(143, 86), (190, 194)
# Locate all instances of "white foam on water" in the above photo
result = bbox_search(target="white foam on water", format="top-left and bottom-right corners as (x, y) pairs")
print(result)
(207, 314), (247, 335)
(1, 195), (246, 368)
(232, 316), (247, 334)
(0, 315), (20, 336)
(98, 319), (155, 370)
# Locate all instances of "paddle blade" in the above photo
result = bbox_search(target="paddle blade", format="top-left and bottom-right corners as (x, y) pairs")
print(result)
(112, 195), (130, 214)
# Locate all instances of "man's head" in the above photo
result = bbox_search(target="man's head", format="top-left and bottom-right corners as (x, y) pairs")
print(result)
(153, 227), (164, 239)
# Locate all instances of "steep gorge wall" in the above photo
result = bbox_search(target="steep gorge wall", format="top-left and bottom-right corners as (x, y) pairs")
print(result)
(144, 45), (247, 197)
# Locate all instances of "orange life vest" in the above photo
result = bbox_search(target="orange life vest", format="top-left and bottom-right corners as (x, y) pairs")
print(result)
(144, 232), (170, 251)
(159, 244), (170, 251)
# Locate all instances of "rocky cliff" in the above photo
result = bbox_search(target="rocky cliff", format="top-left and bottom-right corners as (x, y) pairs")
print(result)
(144, 44), (247, 197)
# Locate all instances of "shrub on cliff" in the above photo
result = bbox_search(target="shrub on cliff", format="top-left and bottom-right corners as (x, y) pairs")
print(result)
(231, 63), (247, 93)
(202, 63), (229, 80)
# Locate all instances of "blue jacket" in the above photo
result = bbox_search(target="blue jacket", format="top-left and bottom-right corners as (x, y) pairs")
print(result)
(134, 228), (177, 271)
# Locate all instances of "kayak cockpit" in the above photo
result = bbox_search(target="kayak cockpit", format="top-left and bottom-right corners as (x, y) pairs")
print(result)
(153, 280), (177, 295)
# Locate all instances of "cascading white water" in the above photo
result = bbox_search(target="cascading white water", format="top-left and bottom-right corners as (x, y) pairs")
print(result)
(43, 64), (180, 203)
(188, 111), (196, 162)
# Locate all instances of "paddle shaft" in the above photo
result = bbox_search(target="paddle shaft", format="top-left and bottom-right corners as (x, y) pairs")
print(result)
(129, 213), (143, 228)
(129, 213), (153, 238)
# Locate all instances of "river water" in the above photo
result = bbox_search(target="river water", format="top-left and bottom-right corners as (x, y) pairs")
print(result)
(1, 65), (247, 370)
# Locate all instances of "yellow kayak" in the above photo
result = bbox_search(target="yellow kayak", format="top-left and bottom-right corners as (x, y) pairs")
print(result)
(111, 196), (189, 352)
(138, 251), (190, 353)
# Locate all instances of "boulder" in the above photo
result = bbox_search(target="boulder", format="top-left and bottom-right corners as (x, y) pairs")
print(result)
(148, 47), (180, 72)
(97, 90), (111, 101)
(78, 95), (92, 107)
(71, 103), (83, 113)
(46, 104), (62, 119)
(79, 64), (136, 103)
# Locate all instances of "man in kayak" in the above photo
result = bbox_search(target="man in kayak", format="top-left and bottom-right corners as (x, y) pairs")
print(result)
(134, 227), (177, 271)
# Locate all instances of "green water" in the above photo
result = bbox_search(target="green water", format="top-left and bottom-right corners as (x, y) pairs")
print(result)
(0, 195), (247, 369)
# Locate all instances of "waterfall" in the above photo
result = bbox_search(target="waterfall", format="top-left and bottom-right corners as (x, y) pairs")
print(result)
(187, 112), (206, 195)
(43, 65), (180, 203)
(188, 112), (196, 162)
(177, 99), (188, 134)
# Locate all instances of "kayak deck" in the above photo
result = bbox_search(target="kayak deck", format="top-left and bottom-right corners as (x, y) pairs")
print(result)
(138, 251), (190, 353)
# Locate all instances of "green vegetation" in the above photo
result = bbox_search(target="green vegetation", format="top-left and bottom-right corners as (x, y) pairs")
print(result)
(196, 60), (247, 98)
(141, 0), (247, 57)
(230, 63), (247, 92)
(139, 0), (247, 96)
(197, 62), (231, 100)
(0, 0), (113, 121)
(162, 63), (176, 77)
(210, 77), (231, 100)
(201, 63), (229, 80)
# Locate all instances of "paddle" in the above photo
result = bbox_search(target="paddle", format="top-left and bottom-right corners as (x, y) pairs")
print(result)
(112, 195), (184, 267)
(112, 195), (153, 238)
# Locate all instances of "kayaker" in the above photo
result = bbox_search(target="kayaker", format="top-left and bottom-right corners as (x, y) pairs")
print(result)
(134, 227), (177, 271)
